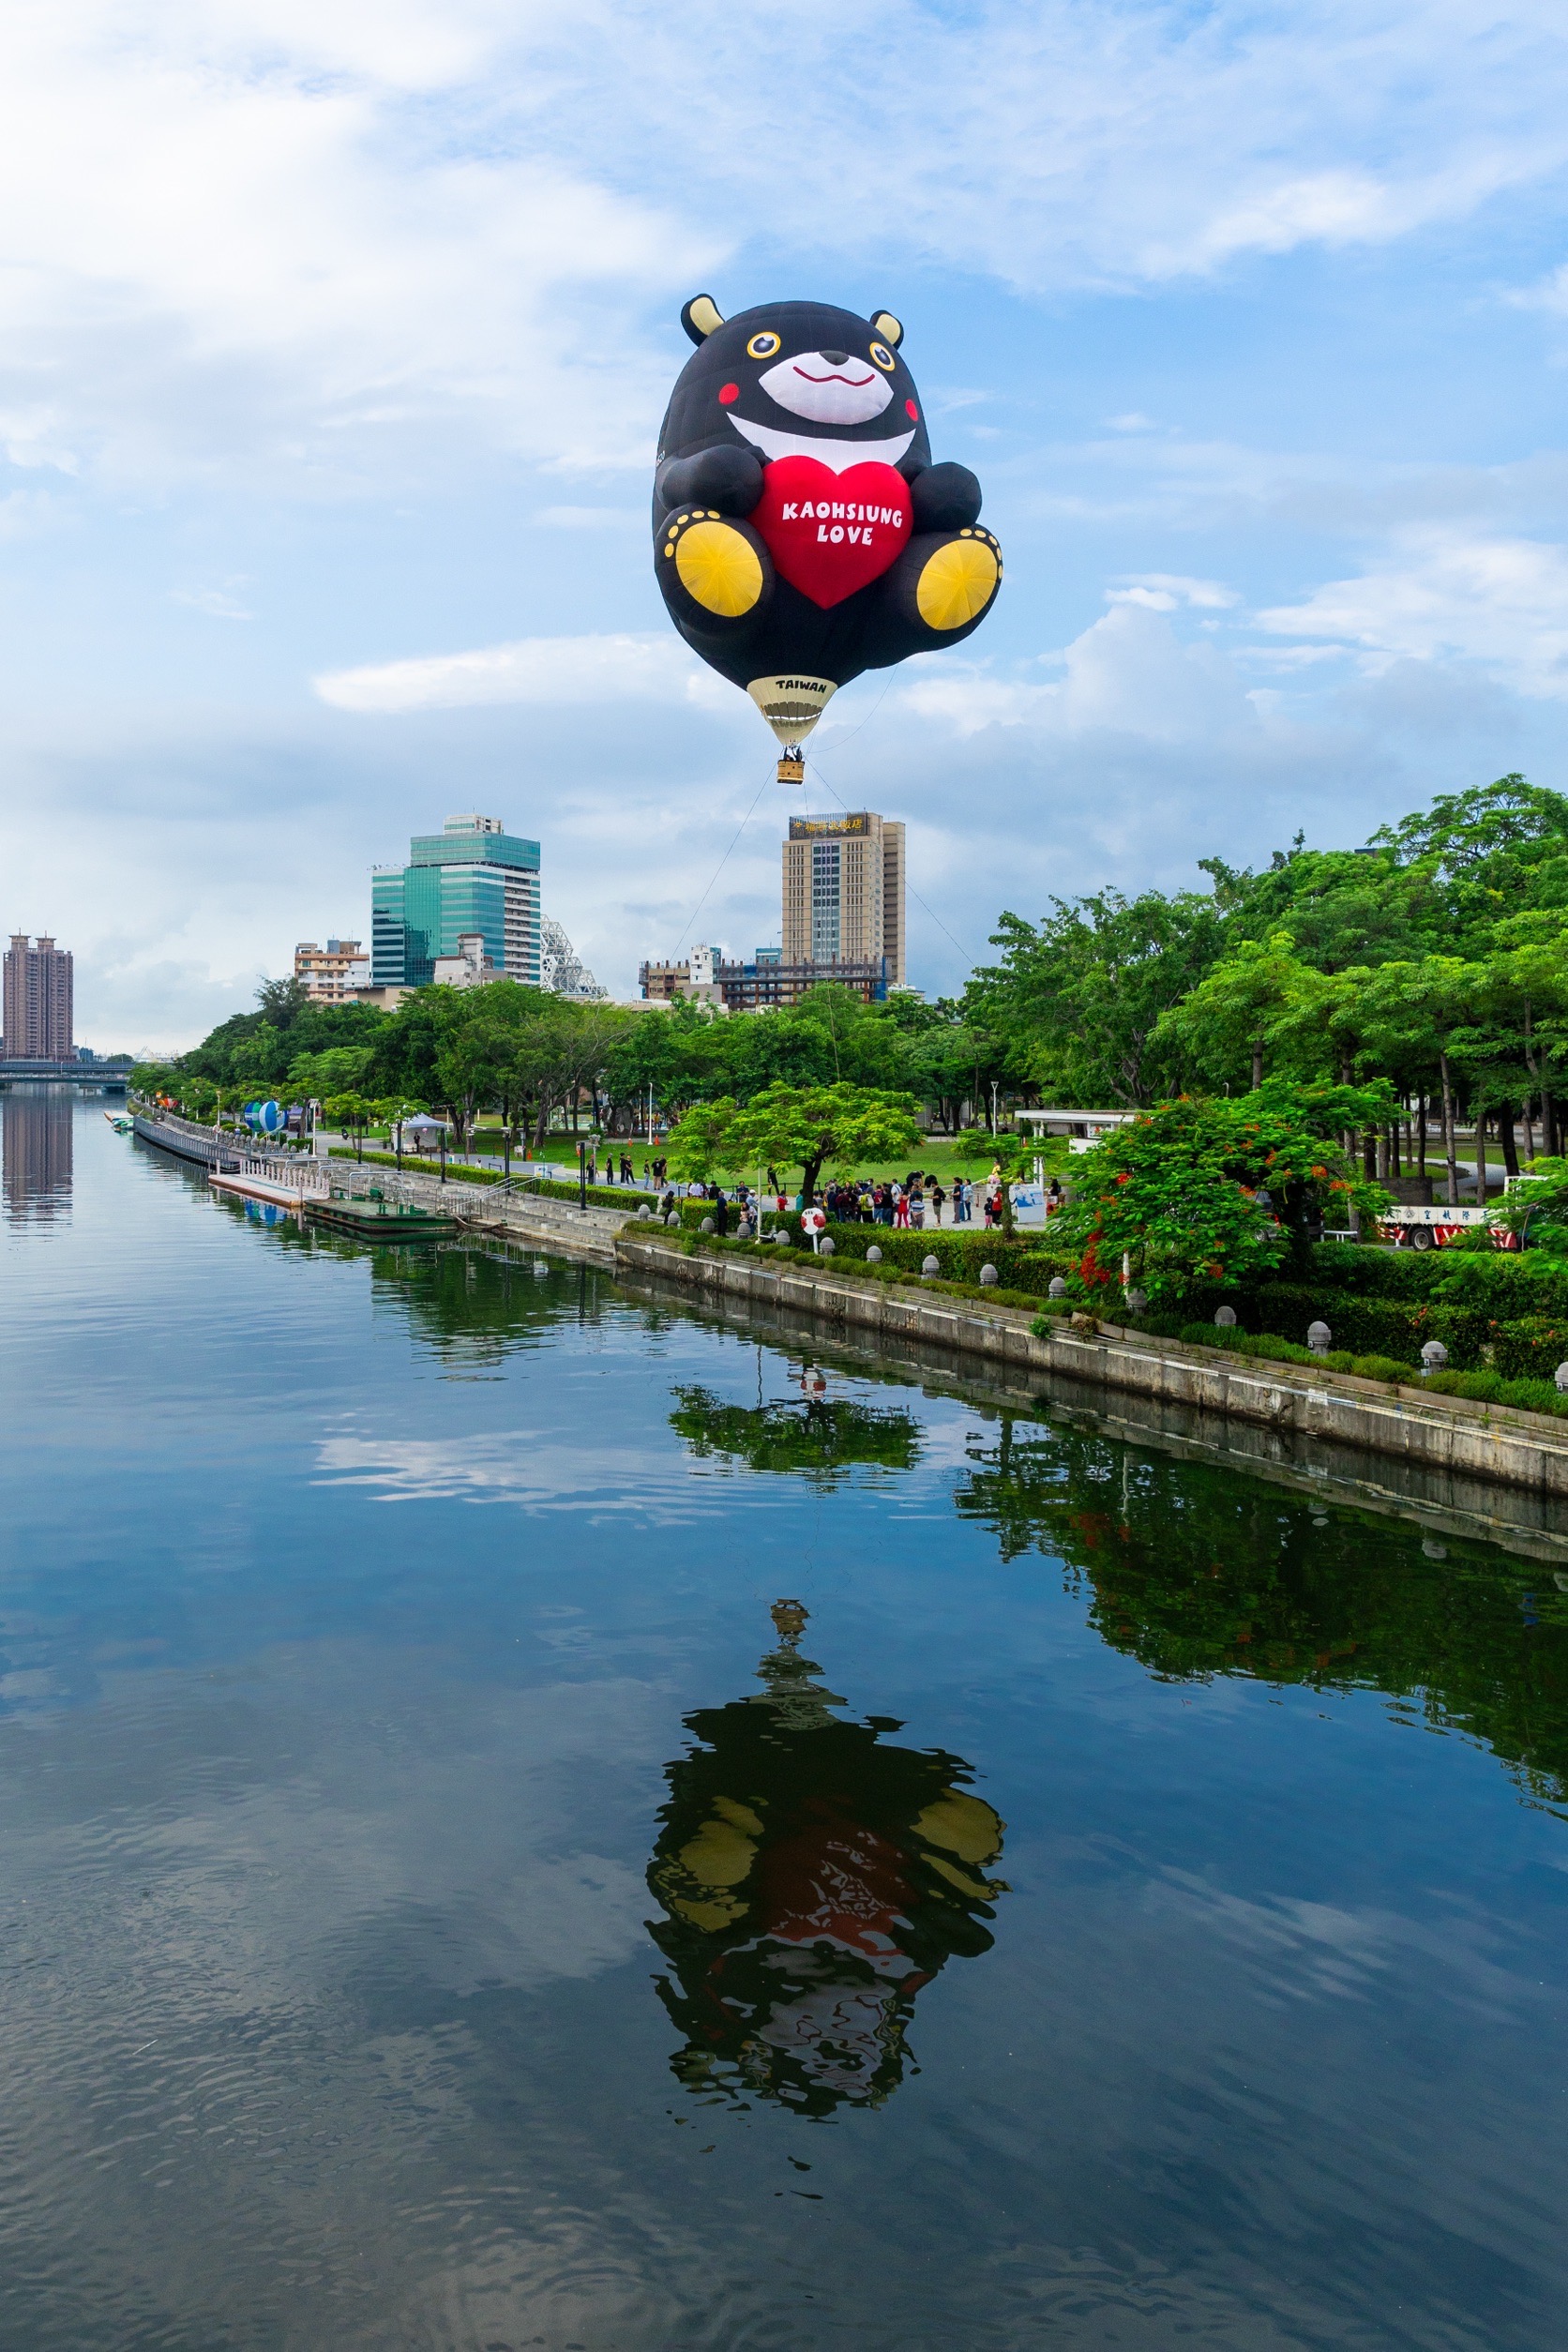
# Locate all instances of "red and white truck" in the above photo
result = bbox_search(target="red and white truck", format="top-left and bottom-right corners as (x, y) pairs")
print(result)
(1377, 1202), (1519, 1251)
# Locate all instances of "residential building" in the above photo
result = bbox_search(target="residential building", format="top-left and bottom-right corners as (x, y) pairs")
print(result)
(294, 938), (369, 1003)
(782, 811), (905, 987)
(3, 934), (74, 1060)
(430, 933), (495, 988)
(370, 813), (540, 989)
(640, 946), (889, 1011)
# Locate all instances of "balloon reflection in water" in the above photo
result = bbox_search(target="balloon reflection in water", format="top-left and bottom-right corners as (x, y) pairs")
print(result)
(647, 1600), (1007, 2115)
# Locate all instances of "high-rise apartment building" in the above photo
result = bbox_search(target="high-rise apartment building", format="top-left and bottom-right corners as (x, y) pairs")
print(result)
(3, 934), (74, 1060)
(294, 938), (369, 1002)
(782, 812), (905, 988)
(371, 814), (540, 989)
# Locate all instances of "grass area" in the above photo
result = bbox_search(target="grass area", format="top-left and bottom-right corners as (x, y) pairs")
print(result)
(334, 1130), (1076, 1191)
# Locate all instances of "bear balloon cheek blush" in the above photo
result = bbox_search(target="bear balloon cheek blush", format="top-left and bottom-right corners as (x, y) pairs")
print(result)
(756, 352), (895, 427)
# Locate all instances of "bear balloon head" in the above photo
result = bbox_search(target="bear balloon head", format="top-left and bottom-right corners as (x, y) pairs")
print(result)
(658, 297), (931, 478)
(653, 294), (1001, 752)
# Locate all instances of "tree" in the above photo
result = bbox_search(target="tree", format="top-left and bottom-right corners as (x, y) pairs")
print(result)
(1049, 1084), (1390, 1300)
(966, 891), (1222, 1108)
(1152, 933), (1311, 1093)
(1355, 958), (1474, 1206)
(324, 1091), (374, 1161)
(668, 1082), (922, 1204)
(255, 973), (310, 1029)
(664, 1098), (740, 1186)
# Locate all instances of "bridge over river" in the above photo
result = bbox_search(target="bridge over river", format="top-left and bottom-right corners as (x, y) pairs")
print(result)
(0, 1062), (129, 1087)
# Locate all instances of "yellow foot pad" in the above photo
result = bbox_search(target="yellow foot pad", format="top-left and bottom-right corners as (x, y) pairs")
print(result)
(662, 510), (764, 617)
(916, 528), (1003, 630)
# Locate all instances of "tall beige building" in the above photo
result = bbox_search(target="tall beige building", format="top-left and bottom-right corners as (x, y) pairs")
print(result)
(4, 934), (73, 1060)
(782, 812), (905, 988)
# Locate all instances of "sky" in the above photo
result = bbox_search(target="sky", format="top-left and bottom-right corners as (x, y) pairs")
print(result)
(3, 1), (1568, 1049)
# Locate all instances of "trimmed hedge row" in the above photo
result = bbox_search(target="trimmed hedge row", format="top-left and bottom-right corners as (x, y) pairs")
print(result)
(1163, 1321), (1568, 1421)
(650, 1203), (1081, 1297)
(638, 1221), (1057, 1316)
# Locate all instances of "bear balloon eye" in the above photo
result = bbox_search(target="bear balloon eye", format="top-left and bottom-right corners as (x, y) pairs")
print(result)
(746, 331), (781, 360)
(869, 341), (897, 372)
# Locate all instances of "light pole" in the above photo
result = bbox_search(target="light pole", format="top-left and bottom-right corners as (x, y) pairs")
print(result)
(578, 1138), (587, 1210)
(989, 1080), (999, 1137)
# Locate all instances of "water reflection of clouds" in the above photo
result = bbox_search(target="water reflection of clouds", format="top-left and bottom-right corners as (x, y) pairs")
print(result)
(1149, 1867), (1544, 2024)
(315, 1428), (714, 1516)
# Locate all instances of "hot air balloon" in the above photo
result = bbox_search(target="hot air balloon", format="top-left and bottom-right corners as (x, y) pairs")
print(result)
(654, 296), (1003, 783)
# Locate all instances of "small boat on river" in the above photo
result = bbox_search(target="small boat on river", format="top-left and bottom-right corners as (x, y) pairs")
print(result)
(103, 1110), (134, 1134)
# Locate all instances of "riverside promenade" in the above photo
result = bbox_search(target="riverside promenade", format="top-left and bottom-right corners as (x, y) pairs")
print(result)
(133, 1109), (1568, 1539)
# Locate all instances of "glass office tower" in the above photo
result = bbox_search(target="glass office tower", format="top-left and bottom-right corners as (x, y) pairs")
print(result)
(370, 815), (540, 988)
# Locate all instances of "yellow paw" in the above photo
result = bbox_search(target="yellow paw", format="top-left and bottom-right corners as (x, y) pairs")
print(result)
(916, 528), (1002, 630)
(663, 510), (764, 617)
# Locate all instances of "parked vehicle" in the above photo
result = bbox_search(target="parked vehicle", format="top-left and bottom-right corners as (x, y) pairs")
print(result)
(1378, 1203), (1518, 1251)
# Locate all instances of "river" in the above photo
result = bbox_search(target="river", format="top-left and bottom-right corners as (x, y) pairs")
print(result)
(3, 1087), (1567, 2350)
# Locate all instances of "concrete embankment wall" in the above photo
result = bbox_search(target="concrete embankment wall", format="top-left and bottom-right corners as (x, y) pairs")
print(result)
(614, 1232), (1568, 1518)
(613, 1254), (1568, 1566)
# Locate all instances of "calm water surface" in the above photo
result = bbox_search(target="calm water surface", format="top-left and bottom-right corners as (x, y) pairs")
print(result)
(4, 1090), (1568, 2349)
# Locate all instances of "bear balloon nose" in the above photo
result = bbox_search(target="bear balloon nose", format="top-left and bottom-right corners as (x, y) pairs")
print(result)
(821, 351), (850, 367)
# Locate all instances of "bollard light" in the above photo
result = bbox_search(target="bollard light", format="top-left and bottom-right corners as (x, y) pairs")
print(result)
(1308, 1320), (1332, 1353)
(866, 1245), (882, 1263)
(1048, 1274), (1067, 1300)
(819, 1236), (835, 1256)
(1214, 1305), (1237, 1328)
(1557, 1363), (1568, 1393)
(1124, 1287), (1148, 1315)
(701, 1216), (716, 1233)
(922, 1255), (941, 1277)
(980, 1264), (999, 1285)
(1421, 1340), (1448, 1371)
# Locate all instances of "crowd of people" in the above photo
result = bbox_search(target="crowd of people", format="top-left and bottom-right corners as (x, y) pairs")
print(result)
(572, 1144), (1069, 1236)
(634, 1166), (1066, 1233)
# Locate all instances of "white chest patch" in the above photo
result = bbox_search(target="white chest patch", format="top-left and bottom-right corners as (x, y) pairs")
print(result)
(731, 415), (916, 475)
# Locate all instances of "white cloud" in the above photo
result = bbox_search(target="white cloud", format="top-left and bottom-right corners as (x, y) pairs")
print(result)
(0, 3), (1564, 495)
(171, 585), (253, 619)
(314, 630), (731, 715)
(1107, 573), (1240, 612)
(1258, 531), (1568, 697)
(897, 600), (1256, 742)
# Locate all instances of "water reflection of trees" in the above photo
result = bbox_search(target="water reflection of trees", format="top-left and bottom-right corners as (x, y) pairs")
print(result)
(646, 1602), (1006, 2115)
(669, 1384), (921, 1485)
(957, 1413), (1568, 1812)
(369, 1246), (601, 1368)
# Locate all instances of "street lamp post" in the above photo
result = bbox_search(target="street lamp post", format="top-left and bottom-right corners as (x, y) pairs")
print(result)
(578, 1138), (587, 1210)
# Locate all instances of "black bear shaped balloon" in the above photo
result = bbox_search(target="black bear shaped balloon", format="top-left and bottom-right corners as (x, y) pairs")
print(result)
(654, 294), (1002, 772)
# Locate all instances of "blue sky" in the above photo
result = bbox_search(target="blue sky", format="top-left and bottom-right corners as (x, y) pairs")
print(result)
(3, 1), (1567, 1048)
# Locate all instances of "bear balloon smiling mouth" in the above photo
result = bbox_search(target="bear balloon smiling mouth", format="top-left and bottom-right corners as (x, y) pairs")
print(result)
(756, 351), (893, 427)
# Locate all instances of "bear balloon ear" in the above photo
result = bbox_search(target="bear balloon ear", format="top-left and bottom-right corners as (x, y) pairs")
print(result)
(869, 309), (904, 349)
(682, 294), (725, 346)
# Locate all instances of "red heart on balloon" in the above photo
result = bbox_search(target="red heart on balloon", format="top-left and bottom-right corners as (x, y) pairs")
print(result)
(749, 456), (912, 610)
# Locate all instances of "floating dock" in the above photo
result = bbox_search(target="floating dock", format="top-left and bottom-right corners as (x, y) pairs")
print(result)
(304, 1184), (460, 1241)
(208, 1156), (326, 1214)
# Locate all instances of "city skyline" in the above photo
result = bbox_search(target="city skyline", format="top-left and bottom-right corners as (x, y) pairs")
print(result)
(3, 6), (1567, 1048)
